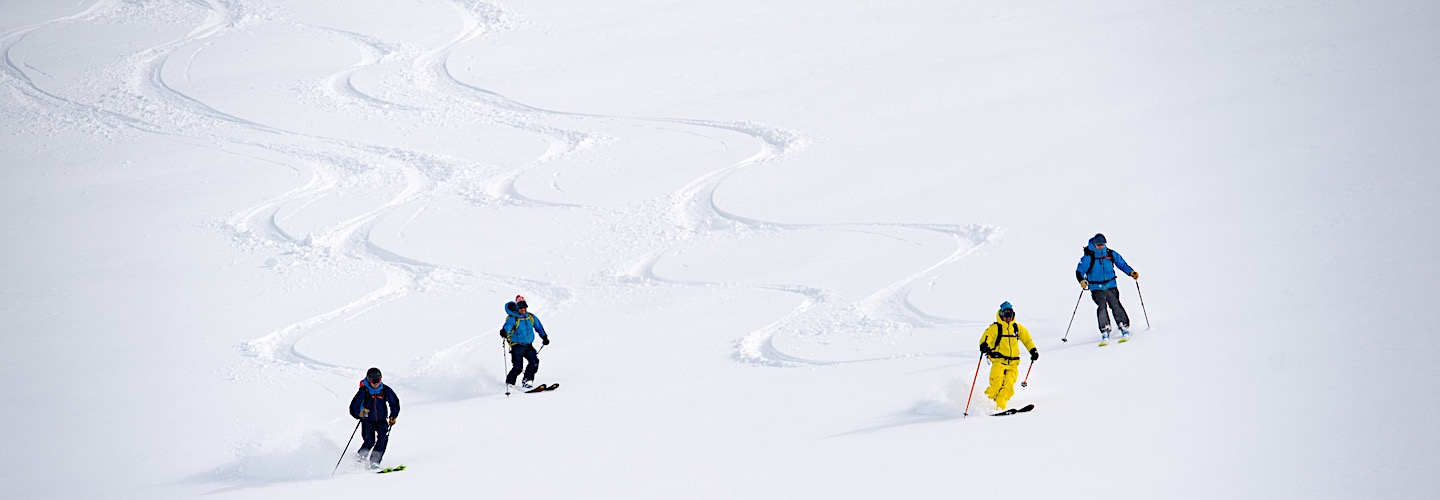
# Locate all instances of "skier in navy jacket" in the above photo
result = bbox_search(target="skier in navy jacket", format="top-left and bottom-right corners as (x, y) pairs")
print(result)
(500, 295), (550, 389)
(349, 367), (400, 467)
(1075, 233), (1139, 344)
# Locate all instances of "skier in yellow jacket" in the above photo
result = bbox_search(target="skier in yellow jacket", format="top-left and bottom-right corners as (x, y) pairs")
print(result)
(979, 301), (1038, 411)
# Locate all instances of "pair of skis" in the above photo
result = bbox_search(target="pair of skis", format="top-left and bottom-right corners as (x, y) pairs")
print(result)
(505, 382), (559, 396)
(992, 404), (1035, 417)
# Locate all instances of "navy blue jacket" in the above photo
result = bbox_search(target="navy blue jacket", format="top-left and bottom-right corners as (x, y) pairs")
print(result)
(349, 381), (400, 421)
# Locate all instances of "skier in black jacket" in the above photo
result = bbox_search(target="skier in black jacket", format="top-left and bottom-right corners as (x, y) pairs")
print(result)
(349, 367), (400, 467)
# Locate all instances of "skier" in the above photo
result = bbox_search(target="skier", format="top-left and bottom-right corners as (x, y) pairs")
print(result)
(500, 295), (550, 390)
(979, 301), (1037, 412)
(349, 367), (400, 468)
(1075, 233), (1139, 345)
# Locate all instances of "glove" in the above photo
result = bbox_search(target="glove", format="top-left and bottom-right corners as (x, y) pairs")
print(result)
(388, 417), (397, 426)
(979, 343), (991, 356)
(1030, 348), (1039, 361)
(499, 328), (508, 339)
(1080, 279), (1089, 290)
(360, 408), (369, 418)
(1130, 271), (1139, 280)
(542, 337), (550, 346)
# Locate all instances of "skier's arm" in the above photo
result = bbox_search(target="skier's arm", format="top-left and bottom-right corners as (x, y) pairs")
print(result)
(1075, 255), (1091, 282)
(500, 316), (517, 338)
(979, 325), (996, 354)
(534, 316), (548, 340)
(1018, 325), (1037, 353)
(349, 389), (364, 419)
(387, 387), (400, 418)
(1112, 250), (1135, 276)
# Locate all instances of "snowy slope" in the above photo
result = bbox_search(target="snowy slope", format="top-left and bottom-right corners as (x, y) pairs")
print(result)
(2, 0), (1438, 498)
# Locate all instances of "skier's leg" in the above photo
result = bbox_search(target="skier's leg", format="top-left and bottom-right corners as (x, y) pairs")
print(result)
(1091, 290), (1111, 334)
(506, 346), (524, 385)
(370, 421), (390, 465)
(1105, 288), (1131, 331)
(996, 362), (1018, 409)
(985, 360), (1005, 402)
(357, 420), (376, 458)
(522, 345), (540, 383)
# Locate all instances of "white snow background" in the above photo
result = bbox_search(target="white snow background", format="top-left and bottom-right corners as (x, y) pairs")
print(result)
(3, 0), (1438, 498)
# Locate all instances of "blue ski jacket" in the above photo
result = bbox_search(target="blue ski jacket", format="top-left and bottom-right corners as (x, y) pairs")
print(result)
(349, 381), (400, 422)
(502, 301), (548, 346)
(1075, 237), (1135, 291)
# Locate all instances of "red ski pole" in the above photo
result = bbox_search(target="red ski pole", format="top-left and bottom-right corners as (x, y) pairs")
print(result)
(1021, 360), (1035, 388)
(962, 353), (984, 418)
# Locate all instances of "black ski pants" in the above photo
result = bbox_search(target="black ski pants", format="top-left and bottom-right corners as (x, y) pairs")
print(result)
(1091, 287), (1131, 334)
(506, 343), (540, 385)
(357, 420), (391, 464)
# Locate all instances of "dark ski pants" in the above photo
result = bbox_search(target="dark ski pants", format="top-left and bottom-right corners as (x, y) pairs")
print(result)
(1091, 287), (1131, 334)
(357, 420), (391, 464)
(506, 343), (540, 385)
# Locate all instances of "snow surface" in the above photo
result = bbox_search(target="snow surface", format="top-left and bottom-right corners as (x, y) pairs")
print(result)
(3, 0), (1439, 498)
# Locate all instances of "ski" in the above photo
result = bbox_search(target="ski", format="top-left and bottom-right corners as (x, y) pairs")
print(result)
(992, 404), (1035, 416)
(524, 383), (559, 393)
(376, 464), (406, 474)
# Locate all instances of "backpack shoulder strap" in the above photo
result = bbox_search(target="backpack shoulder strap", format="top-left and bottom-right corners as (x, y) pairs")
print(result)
(1084, 247), (1101, 276)
(984, 322), (1001, 351)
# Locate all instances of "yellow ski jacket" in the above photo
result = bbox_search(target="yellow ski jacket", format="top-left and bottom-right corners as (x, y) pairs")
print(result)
(979, 312), (1036, 361)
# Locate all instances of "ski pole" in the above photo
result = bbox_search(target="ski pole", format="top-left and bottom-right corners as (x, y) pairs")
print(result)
(1061, 289), (1084, 342)
(1021, 360), (1035, 388)
(332, 419), (361, 477)
(962, 353), (984, 418)
(1135, 280), (1151, 330)
(502, 340), (511, 396)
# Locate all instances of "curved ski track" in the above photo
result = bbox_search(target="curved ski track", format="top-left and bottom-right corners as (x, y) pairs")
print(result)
(1, 0), (998, 384)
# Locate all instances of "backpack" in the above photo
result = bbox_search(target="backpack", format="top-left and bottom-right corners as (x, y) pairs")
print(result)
(984, 322), (1021, 360)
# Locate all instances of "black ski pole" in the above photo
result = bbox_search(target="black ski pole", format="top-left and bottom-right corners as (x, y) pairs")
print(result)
(1135, 280), (1151, 330)
(502, 340), (511, 396)
(332, 419), (361, 477)
(1061, 289), (1084, 342)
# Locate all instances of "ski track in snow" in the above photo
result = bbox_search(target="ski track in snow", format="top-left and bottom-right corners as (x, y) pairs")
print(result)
(1, 0), (1000, 388)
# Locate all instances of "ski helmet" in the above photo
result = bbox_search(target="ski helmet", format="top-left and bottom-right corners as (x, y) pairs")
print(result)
(366, 367), (382, 383)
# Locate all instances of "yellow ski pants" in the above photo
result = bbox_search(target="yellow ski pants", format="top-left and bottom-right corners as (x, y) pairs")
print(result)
(984, 358), (1021, 410)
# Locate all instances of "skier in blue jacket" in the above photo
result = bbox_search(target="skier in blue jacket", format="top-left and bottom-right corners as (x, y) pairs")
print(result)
(1075, 233), (1139, 345)
(348, 367), (400, 467)
(500, 295), (550, 389)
